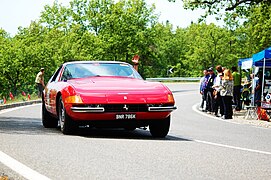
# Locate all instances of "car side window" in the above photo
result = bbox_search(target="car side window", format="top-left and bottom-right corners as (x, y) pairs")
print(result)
(61, 66), (73, 81)
(48, 66), (62, 83)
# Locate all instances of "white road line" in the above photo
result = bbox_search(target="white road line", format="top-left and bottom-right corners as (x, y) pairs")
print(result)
(0, 104), (41, 115)
(193, 139), (271, 155)
(1, 104), (48, 179)
(190, 103), (271, 155)
(0, 151), (50, 180)
(192, 103), (241, 125)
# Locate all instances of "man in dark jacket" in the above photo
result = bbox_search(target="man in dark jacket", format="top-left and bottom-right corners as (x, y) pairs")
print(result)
(205, 67), (216, 113)
(199, 69), (209, 110)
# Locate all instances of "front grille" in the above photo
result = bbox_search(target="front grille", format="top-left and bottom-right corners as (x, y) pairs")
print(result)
(73, 104), (173, 112)
(104, 104), (148, 112)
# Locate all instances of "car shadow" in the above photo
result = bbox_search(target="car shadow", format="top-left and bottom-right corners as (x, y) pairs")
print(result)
(0, 116), (191, 141)
(76, 127), (191, 141)
(0, 116), (59, 135)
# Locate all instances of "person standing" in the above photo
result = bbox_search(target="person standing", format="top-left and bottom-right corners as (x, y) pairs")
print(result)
(199, 69), (209, 110)
(35, 68), (45, 98)
(212, 65), (224, 117)
(232, 66), (242, 110)
(249, 73), (257, 106)
(254, 71), (263, 106)
(205, 67), (216, 113)
(219, 69), (234, 119)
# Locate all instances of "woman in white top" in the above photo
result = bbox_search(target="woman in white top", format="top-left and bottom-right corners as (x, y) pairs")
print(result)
(219, 69), (234, 119)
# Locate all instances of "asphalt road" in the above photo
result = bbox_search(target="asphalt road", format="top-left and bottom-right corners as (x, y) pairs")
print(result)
(1, 83), (271, 179)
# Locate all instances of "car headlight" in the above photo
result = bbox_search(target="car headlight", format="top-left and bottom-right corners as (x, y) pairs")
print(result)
(64, 95), (83, 104)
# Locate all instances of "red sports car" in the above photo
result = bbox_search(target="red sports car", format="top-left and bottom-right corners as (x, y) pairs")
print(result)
(42, 61), (176, 137)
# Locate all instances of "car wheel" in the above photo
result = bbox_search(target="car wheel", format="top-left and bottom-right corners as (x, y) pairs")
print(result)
(149, 116), (170, 138)
(42, 101), (58, 128)
(58, 96), (77, 135)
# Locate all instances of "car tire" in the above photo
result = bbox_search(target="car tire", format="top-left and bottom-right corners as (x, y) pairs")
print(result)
(58, 96), (77, 135)
(42, 101), (58, 128)
(149, 116), (170, 138)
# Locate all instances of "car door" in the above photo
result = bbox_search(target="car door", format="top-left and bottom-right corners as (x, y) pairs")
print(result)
(44, 66), (63, 115)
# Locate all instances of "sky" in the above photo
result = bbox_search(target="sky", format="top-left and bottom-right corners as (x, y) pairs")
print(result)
(0, 0), (219, 36)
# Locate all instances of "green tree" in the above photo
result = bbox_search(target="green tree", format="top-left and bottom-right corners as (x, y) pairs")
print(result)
(0, 29), (12, 96)
(184, 23), (235, 76)
(244, 3), (271, 52)
(147, 23), (189, 77)
(180, 0), (270, 15)
(40, 1), (71, 32)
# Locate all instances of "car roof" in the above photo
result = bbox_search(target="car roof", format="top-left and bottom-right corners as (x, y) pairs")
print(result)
(63, 61), (130, 66)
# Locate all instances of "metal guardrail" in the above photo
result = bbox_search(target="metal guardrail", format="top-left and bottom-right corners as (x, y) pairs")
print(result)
(146, 77), (201, 82)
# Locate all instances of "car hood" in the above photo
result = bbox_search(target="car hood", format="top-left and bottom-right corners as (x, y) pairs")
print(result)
(68, 77), (171, 104)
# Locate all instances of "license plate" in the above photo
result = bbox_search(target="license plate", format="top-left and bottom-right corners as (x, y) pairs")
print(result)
(116, 114), (136, 120)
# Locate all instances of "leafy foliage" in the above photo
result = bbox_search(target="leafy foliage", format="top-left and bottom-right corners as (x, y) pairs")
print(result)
(244, 3), (271, 52)
(181, 0), (270, 15)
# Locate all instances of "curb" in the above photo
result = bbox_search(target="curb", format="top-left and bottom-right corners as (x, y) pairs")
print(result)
(0, 100), (42, 111)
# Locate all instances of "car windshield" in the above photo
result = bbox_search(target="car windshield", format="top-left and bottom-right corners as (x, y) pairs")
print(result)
(61, 62), (142, 80)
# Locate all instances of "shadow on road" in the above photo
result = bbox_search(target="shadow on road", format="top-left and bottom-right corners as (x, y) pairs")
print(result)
(0, 116), (191, 141)
(0, 116), (59, 135)
(77, 127), (191, 141)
